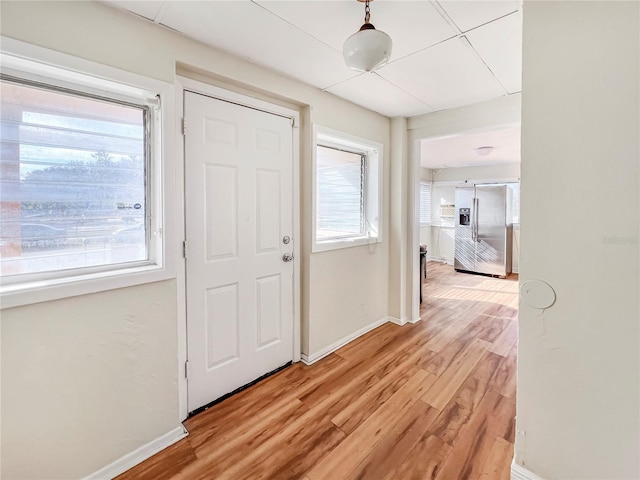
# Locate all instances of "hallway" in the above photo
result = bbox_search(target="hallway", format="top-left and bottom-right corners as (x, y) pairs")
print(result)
(118, 262), (519, 479)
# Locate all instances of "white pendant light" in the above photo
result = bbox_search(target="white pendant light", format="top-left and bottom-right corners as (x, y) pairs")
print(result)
(343, 0), (393, 72)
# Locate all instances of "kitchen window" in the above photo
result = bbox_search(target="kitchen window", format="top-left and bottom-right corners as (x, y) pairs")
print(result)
(313, 126), (382, 252)
(507, 182), (520, 223)
(419, 182), (432, 225)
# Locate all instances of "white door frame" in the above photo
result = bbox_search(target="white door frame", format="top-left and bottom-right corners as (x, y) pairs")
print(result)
(175, 76), (301, 421)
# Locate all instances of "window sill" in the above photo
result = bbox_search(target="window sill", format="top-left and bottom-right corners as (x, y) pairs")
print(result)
(0, 263), (174, 309)
(312, 236), (381, 253)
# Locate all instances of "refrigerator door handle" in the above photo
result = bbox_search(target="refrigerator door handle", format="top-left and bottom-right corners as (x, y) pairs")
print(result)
(472, 197), (478, 241)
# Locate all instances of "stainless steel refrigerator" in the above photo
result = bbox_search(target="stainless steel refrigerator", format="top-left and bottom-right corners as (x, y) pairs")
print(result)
(454, 185), (513, 278)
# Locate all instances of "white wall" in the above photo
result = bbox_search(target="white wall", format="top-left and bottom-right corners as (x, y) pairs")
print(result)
(517, 1), (639, 478)
(1, 281), (178, 479)
(432, 163), (520, 183)
(388, 117), (410, 323)
(0, 2), (391, 478)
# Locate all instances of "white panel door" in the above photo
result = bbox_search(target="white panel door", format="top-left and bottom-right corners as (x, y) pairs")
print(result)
(185, 91), (294, 413)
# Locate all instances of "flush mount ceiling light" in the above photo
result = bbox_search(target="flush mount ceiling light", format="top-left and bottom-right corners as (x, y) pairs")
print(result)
(474, 146), (494, 156)
(343, 0), (393, 72)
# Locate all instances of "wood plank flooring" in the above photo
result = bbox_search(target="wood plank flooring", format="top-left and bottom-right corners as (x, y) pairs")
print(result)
(117, 262), (519, 480)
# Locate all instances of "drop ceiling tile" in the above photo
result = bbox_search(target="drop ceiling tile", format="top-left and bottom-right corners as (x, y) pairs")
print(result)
(364, 1), (460, 59)
(379, 36), (506, 111)
(327, 73), (435, 117)
(437, 0), (519, 32)
(255, 0), (360, 53)
(257, 1), (457, 61)
(466, 12), (522, 93)
(103, 0), (165, 22)
(159, 1), (357, 89)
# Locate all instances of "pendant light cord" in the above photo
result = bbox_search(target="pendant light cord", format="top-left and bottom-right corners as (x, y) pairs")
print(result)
(364, 0), (371, 23)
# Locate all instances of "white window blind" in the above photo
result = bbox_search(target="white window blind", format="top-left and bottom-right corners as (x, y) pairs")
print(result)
(316, 145), (364, 240)
(508, 182), (520, 223)
(0, 78), (149, 279)
(419, 182), (432, 225)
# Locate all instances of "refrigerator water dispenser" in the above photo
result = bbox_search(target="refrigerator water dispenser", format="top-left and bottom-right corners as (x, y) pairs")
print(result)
(459, 208), (471, 226)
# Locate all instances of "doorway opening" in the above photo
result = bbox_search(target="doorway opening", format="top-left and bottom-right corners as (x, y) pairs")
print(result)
(413, 122), (521, 470)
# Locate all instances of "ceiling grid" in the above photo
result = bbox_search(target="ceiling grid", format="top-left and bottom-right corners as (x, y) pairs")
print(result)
(105, 0), (521, 118)
(104, 0), (522, 165)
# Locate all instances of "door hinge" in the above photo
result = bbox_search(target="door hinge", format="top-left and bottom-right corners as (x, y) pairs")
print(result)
(182, 240), (187, 259)
(184, 360), (190, 379)
(181, 117), (187, 136)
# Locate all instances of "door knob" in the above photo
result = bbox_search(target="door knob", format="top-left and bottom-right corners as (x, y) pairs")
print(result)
(282, 253), (294, 262)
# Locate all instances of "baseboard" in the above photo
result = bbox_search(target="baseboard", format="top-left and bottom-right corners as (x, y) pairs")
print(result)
(301, 316), (390, 365)
(83, 425), (188, 480)
(511, 460), (544, 480)
(428, 256), (454, 266)
(388, 316), (407, 326)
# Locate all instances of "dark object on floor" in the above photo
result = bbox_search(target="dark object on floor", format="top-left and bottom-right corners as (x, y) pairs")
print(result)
(420, 244), (427, 303)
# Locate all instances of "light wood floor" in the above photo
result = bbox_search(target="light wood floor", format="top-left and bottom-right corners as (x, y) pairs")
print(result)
(118, 262), (519, 480)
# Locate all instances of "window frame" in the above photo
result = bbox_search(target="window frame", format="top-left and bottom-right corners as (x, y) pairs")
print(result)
(0, 37), (176, 309)
(312, 125), (383, 253)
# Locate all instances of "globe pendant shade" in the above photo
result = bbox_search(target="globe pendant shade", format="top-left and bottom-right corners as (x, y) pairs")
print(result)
(343, 28), (393, 72)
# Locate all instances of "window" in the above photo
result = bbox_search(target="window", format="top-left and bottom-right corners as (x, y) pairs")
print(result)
(0, 39), (174, 308)
(419, 182), (432, 225)
(507, 182), (520, 223)
(313, 126), (382, 252)
(316, 146), (365, 240)
(0, 79), (149, 278)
